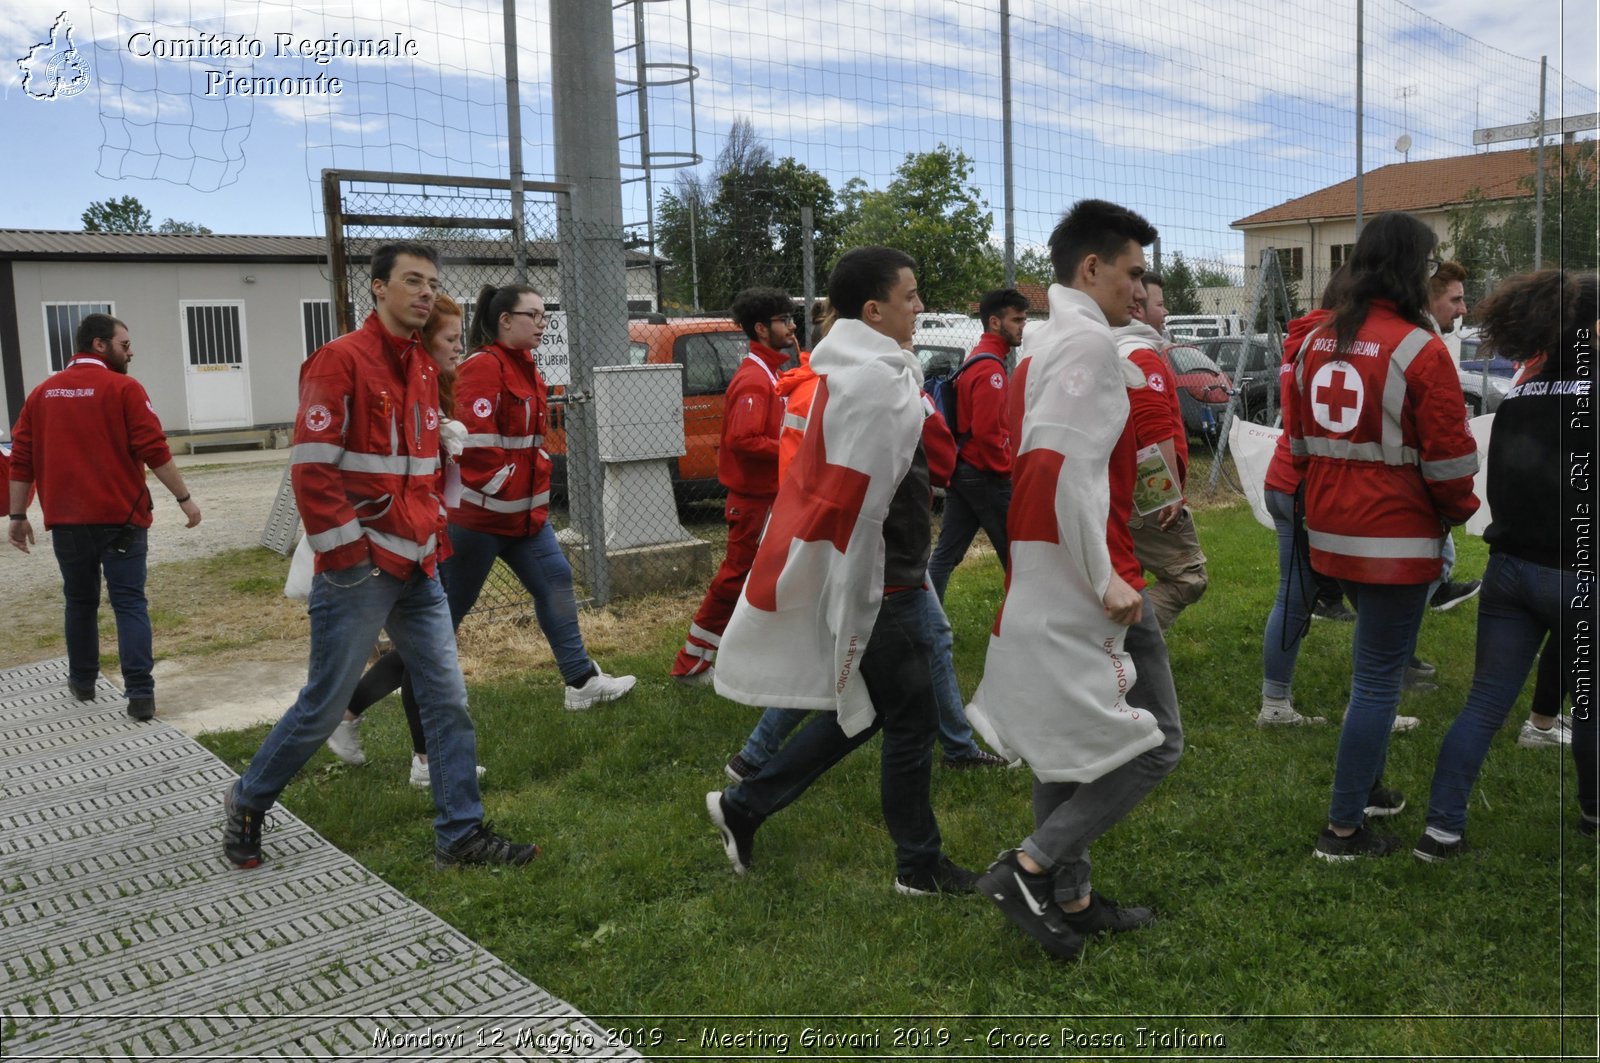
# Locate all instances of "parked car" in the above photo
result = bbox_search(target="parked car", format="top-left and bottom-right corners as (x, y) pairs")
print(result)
(1163, 343), (1234, 440)
(911, 321), (986, 383)
(1197, 335), (1280, 425)
(1456, 332), (1514, 415)
(546, 317), (798, 501)
(1166, 313), (1243, 343)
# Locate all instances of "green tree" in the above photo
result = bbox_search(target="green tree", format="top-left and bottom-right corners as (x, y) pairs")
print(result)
(157, 218), (213, 235)
(82, 195), (153, 233)
(837, 145), (1000, 312)
(1162, 252), (1201, 314)
(656, 119), (840, 311)
(1446, 140), (1597, 299)
(1014, 246), (1054, 285)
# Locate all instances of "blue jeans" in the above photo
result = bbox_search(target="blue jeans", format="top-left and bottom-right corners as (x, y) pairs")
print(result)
(1327, 580), (1430, 828)
(723, 587), (944, 878)
(52, 524), (153, 698)
(1262, 488), (1314, 700)
(1425, 553), (1595, 834)
(443, 522), (592, 685)
(739, 585), (981, 764)
(236, 565), (483, 847)
(927, 463), (1011, 601)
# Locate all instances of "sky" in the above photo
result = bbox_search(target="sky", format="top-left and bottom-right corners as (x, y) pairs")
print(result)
(0, 0), (1594, 269)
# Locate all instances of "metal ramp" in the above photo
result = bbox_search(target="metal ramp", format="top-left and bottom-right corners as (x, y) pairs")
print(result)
(0, 659), (640, 1061)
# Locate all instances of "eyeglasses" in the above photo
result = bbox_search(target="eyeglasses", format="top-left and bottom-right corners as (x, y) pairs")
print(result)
(507, 310), (549, 325)
(392, 273), (441, 294)
(767, 316), (793, 327)
(1426, 258), (1441, 277)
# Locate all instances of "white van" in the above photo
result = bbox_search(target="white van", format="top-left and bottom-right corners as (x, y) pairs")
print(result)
(1165, 314), (1242, 342)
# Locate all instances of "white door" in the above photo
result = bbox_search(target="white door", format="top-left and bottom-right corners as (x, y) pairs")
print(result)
(182, 302), (252, 429)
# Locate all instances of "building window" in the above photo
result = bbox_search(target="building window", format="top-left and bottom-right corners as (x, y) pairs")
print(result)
(301, 300), (334, 359)
(183, 304), (244, 367)
(1330, 243), (1355, 271)
(42, 302), (114, 372)
(1276, 247), (1304, 282)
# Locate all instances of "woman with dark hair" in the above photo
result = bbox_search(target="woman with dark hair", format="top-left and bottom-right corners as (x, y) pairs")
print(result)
(1415, 270), (1599, 859)
(445, 284), (635, 710)
(1285, 212), (1480, 861)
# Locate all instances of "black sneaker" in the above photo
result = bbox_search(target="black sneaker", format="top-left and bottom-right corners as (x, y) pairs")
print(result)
(1407, 655), (1437, 678)
(1430, 580), (1482, 612)
(1580, 816), (1598, 838)
(1412, 833), (1468, 863)
(1061, 890), (1156, 936)
(895, 855), (980, 897)
(69, 680), (96, 701)
(1364, 784), (1406, 818)
(222, 785), (263, 869)
(1314, 826), (1401, 862)
(126, 696), (155, 721)
(975, 850), (1084, 961)
(1311, 598), (1356, 622)
(433, 823), (539, 869)
(723, 753), (758, 784)
(942, 749), (1009, 769)
(706, 790), (757, 875)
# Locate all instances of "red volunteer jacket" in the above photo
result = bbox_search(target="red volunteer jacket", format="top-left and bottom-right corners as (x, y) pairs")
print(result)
(954, 333), (1013, 475)
(775, 351), (818, 484)
(449, 342), (552, 538)
(9, 356), (172, 528)
(1124, 346), (1188, 487)
(1263, 309), (1330, 496)
(1106, 415), (1146, 592)
(294, 314), (444, 579)
(1287, 300), (1479, 583)
(719, 342), (788, 497)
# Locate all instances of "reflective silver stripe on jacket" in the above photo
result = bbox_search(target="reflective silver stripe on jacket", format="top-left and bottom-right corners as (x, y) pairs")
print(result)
(305, 519), (363, 552)
(458, 487), (552, 513)
(1307, 529), (1443, 560)
(461, 433), (543, 450)
(781, 412), (807, 432)
(1289, 437), (1309, 457)
(1299, 436), (1418, 465)
(1380, 328), (1435, 455)
(335, 452), (441, 476)
(293, 442), (439, 477)
(1421, 453), (1479, 481)
(365, 528), (438, 562)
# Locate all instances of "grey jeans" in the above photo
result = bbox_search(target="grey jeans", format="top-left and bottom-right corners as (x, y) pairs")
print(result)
(1021, 592), (1184, 902)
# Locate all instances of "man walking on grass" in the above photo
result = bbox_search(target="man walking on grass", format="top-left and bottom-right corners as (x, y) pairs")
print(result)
(706, 246), (979, 897)
(222, 241), (535, 871)
(966, 200), (1183, 960)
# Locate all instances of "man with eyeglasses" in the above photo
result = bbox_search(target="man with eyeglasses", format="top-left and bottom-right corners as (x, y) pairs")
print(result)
(670, 286), (797, 685)
(223, 241), (537, 870)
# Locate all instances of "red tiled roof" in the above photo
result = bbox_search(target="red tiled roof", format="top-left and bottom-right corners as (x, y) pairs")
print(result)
(1231, 144), (1587, 228)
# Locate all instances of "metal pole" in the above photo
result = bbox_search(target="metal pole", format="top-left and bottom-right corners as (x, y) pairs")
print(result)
(634, 0), (661, 307)
(1535, 55), (1548, 269)
(1152, 235), (1161, 273)
(800, 205), (815, 343)
(1354, 0), (1365, 235)
(1000, 0), (1015, 287)
(689, 195), (701, 310)
(503, 0), (527, 280)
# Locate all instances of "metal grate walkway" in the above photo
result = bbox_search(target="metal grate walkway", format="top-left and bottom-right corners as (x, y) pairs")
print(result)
(0, 659), (640, 1061)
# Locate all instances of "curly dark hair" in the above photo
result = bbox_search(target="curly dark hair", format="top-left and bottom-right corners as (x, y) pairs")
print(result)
(1474, 269), (1598, 377)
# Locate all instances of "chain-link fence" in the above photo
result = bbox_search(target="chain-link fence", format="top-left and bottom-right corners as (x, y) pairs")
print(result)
(319, 169), (720, 616)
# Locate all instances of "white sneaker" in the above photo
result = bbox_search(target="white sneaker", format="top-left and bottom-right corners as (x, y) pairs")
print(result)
(1256, 696), (1327, 727)
(409, 755), (487, 789)
(326, 718), (366, 765)
(1518, 716), (1572, 748)
(565, 670), (638, 711)
(1391, 715), (1421, 733)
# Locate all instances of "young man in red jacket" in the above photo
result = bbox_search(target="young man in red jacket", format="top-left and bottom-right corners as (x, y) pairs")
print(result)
(8, 314), (202, 720)
(222, 242), (534, 870)
(670, 286), (796, 684)
(926, 287), (1027, 601)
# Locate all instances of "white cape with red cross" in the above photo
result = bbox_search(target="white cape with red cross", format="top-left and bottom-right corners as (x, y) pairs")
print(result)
(966, 284), (1166, 783)
(713, 318), (924, 737)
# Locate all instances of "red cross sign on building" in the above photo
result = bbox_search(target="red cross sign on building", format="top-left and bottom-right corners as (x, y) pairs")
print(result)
(744, 384), (871, 612)
(1310, 362), (1365, 434)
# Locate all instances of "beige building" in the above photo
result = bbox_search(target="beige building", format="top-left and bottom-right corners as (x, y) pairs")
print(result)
(1230, 146), (1556, 302)
(0, 230), (659, 439)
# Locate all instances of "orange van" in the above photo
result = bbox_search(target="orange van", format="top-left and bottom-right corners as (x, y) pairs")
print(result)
(546, 317), (797, 501)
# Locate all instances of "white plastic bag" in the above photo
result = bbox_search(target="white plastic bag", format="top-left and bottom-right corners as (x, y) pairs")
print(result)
(284, 533), (315, 600)
(1228, 418), (1283, 530)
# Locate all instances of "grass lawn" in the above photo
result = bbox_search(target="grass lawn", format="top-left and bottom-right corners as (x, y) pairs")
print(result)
(197, 500), (1597, 1059)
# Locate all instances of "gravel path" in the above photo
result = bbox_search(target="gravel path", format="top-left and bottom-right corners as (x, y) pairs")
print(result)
(3, 458), (292, 600)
